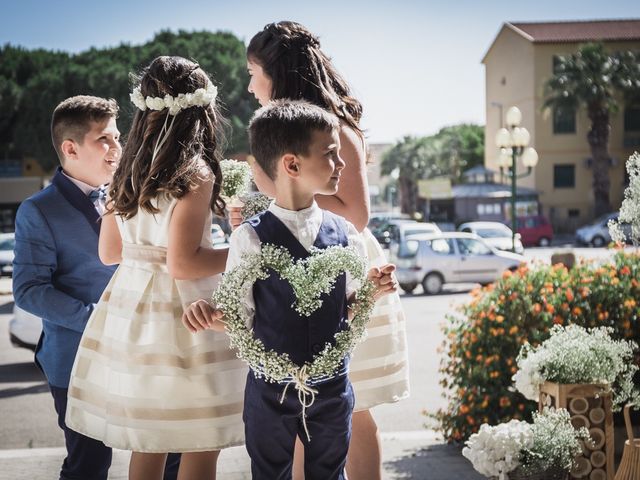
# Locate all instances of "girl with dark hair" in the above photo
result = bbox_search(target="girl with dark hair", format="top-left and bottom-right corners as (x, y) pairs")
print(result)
(243, 21), (410, 480)
(65, 56), (247, 480)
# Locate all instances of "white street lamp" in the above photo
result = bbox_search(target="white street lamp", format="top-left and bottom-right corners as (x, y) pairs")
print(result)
(495, 105), (539, 252)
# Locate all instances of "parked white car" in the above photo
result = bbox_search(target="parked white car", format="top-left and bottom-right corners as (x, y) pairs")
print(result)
(575, 212), (629, 247)
(9, 304), (41, 351)
(0, 232), (15, 277)
(395, 232), (525, 294)
(458, 221), (524, 254)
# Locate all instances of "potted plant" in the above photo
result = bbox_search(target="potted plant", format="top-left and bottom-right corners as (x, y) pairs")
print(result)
(463, 408), (589, 479)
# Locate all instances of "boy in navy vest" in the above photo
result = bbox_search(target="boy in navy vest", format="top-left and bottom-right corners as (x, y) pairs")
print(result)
(13, 96), (180, 480)
(184, 100), (397, 480)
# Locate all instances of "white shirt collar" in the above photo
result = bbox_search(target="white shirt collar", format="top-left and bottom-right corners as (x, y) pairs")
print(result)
(268, 200), (322, 223)
(61, 170), (102, 197)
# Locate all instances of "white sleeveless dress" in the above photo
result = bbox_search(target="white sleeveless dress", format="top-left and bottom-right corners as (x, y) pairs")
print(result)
(349, 229), (411, 410)
(65, 196), (247, 453)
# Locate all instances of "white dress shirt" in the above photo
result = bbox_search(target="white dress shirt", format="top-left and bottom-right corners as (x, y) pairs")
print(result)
(61, 170), (106, 215)
(226, 201), (366, 326)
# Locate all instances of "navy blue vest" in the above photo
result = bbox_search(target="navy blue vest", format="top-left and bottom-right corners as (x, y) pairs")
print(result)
(247, 210), (350, 368)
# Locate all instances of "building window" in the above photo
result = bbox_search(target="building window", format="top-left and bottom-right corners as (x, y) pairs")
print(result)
(568, 209), (580, 218)
(624, 106), (640, 132)
(554, 164), (575, 188)
(553, 107), (576, 134)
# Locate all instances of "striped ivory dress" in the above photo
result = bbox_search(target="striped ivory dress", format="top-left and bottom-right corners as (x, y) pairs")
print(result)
(65, 196), (247, 453)
(350, 229), (410, 410)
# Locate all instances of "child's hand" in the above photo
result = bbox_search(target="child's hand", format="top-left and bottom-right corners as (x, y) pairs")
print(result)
(367, 264), (398, 301)
(182, 299), (225, 333)
(228, 206), (244, 231)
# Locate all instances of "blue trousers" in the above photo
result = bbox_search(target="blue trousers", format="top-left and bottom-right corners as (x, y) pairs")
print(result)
(50, 385), (181, 480)
(243, 373), (354, 480)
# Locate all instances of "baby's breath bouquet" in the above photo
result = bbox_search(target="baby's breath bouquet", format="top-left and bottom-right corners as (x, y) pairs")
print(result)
(220, 159), (252, 207)
(240, 192), (272, 219)
(609, 151), (640, 245)
(463, 408), (589, 480)
(513, 324), (640, 410)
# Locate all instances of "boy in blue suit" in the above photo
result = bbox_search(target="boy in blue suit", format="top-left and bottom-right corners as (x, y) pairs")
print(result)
(13, 96), (179, 480)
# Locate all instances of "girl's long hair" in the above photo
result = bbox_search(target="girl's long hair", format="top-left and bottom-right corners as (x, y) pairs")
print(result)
(247, 21), (363, 137)
(110, 55), (227, 219)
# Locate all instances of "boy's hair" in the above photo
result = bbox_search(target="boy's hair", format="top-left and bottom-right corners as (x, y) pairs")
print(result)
(51, 95), (119, 163)
(248, 99), (339, 180)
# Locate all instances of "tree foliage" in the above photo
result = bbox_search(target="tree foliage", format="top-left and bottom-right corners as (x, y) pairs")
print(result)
(0, 30), (256, 170)
(544, 42), (640, 217)
(380, 124), (484, 214)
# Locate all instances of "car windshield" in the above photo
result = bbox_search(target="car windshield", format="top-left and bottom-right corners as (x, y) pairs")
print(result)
(591, 213), (616, 226)
(475, 228), (511, 238)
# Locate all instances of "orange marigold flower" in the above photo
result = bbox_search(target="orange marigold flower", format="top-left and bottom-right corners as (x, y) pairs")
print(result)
(509, 326), (518, 335)
(553, 315), (564, 325)
(526, 284), (534, 293)
(533, 303), (542, 314)
(620, 266), (631, 276)
(632, 279), (639, 288)
(510, 292), (518, 301)
(467, 415), (475, 425)
(465, 350), (472, 359)
(496, 315), (505, 323)
(565, 289), (574, 302)
(561, 302), (569, 311)
(518, 404), (525, 411)
(502, 270), (512, 279)
(460, 405), (470, 414)
(546, 304), (555, 314)
(612, 277), (620, 286)
(499, 397), (511, 407)
(572, 306), (582, 316)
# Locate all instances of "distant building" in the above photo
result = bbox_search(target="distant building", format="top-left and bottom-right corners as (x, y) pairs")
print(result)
(482, 19), (640, 232)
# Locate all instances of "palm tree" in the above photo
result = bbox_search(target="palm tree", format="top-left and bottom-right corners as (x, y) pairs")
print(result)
(544, 42), (640, 217)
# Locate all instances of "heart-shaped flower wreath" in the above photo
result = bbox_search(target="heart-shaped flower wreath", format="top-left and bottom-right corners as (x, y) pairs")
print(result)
(212, 244), (376, 384)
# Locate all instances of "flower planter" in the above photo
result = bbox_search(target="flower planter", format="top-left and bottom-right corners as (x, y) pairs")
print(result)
(615, 404), (640, 480)
(508, 465), (568, 480)
(538, 382), (614, 480)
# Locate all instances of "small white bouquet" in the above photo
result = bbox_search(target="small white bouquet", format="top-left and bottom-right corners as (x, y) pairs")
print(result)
(513, 324), (640, 410)
(220, 159), (252, 207)
(240, 192), (272, 219)
(463, 408), (589, 480)
(462, 419), (533, 479)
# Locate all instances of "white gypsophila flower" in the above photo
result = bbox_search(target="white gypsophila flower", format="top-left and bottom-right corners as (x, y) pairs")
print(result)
(609, 152), (640, 245)
(211, 244), (375, 384)
(513, 324), (640, 410)
(462, 419), (533, 479)
(220, 159), (253, 200)
(517, 407), (590, 474)
(240, 192), (272, 219)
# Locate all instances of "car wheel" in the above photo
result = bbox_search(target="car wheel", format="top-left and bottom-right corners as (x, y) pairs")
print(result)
(422, 273), (443, 295)
(591, 235), (605, 248)
(538, 237), (550, 247)
(399, 283), (417, 294)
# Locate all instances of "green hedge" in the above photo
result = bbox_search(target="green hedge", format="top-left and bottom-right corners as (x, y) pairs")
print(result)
(429, 250), (640, 442)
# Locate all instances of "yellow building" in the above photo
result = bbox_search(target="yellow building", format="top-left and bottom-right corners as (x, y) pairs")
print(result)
(482, 19), (640, 232)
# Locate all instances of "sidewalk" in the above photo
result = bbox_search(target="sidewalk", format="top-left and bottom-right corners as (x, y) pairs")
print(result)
(0, 430), (484, 480)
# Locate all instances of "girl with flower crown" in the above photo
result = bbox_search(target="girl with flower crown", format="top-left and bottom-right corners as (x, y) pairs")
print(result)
(237, 21), (411, 480)
(64, 56), (247, 480)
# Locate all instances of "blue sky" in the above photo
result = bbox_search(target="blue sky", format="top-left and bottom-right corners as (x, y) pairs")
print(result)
(3, 0), (639, 143)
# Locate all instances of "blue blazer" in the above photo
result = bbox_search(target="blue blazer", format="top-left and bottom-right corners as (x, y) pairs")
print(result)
(13, 168), (116, 388)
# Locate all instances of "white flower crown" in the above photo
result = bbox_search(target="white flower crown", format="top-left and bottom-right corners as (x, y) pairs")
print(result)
(130, 83), (218, 115)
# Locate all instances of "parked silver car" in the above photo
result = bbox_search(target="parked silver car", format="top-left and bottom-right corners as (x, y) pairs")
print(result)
(0, 232), (15, 277)
(395, 232), (525, 294)
(575, 212), (630, 247)
(458, 221), (524, 254)
(9, 304), (41, 351)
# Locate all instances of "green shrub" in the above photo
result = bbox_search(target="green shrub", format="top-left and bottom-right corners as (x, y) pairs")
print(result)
(429, 250), (640, 442)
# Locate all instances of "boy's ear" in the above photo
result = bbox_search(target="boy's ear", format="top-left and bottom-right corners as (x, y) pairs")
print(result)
(282, 153), (301, 178)
(60, 139), (79, 162)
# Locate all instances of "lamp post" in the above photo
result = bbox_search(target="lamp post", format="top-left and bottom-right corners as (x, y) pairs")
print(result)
(495, 106), (539, 252)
